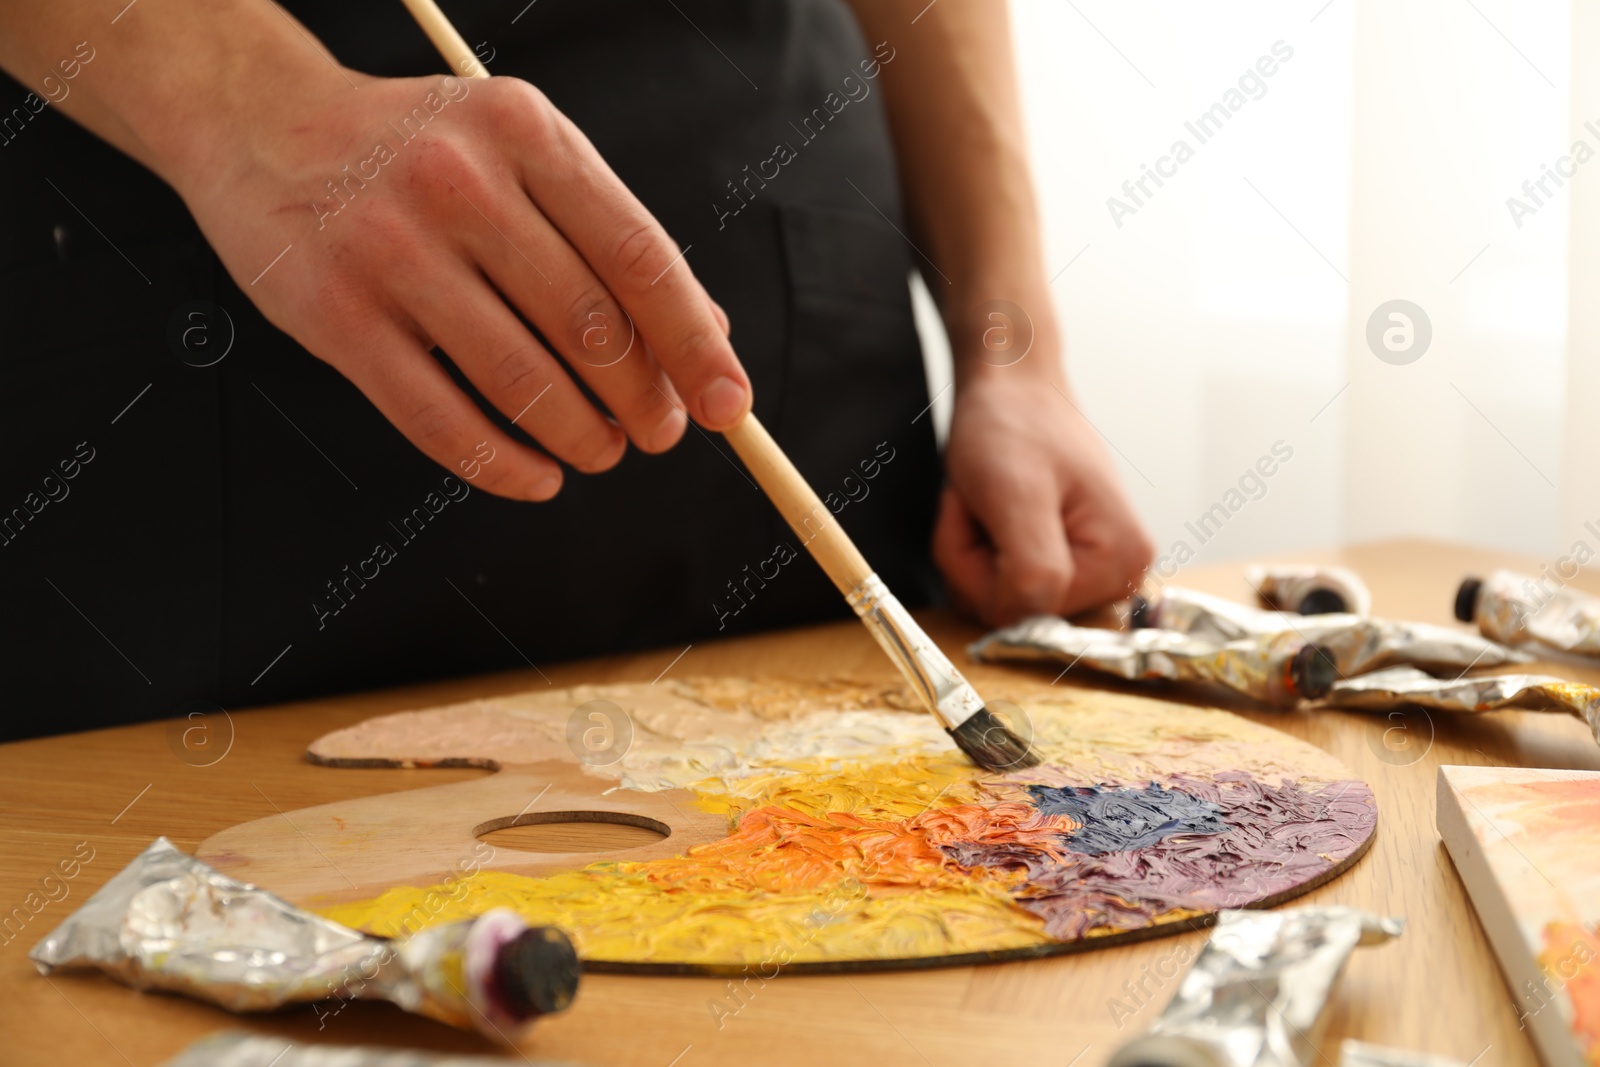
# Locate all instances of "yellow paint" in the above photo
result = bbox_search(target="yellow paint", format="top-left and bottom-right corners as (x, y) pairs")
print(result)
(324, 789), (1055, 966)
(689, 753), (980, 821)
(323, 696), (1334, 967)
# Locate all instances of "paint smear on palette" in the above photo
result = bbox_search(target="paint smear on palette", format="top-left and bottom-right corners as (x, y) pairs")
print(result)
(324, 692), (1376, 968)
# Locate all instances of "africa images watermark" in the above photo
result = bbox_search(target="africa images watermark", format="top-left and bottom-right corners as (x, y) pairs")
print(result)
(0, 39), (96, 149)
(1106, 40), (1295, 228)
(311, 472), (476, 630)
(1, 441), (96, 549)
(705, 871), (876, 1029)
(1, 841), (96, 947)
(711, 441), (897, 630)
(1504, 118), (1600, 229)
(311, 74), (474, 230)
(1144, 439), (1295, 594)
(1106, 936), (1197, 1029)
(1516, 931), (1598, 1034)
(711, 41), (898, 230)
(312, 837), (497, 1029)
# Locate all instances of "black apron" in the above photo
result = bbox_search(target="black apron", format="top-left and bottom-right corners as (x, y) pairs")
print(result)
(0, 0), (939, 741)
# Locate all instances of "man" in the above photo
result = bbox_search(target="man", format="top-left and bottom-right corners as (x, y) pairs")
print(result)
(0, 0), (1151, 740)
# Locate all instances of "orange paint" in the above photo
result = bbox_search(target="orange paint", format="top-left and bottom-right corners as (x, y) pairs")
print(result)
(1540, 922), (1600, 1063)
(321, 705), (1372, 969)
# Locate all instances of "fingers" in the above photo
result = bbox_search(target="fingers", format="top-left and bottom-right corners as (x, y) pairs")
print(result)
(931, 486), (994, 619)
(500, 85), (751, 429)
(404, 263), (629, 474)
(937, 461), (1154, 624)
(452, 184), (689, 455)
(1057, 540), (1149, 618)
(1057, 486), (1155, 616)
(974, 470), (1076, 624)
(335, 317), (567, 502)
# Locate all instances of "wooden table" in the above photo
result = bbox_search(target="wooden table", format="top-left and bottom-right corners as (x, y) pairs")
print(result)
(4, 539), (1596, 1066)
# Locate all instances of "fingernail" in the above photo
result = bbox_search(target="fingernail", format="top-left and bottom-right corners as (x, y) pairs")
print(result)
(581, 433), (628, 473)
(528, 474), (561, 501)
(646, 406), (687, 452)
(700, 376), (748, 426)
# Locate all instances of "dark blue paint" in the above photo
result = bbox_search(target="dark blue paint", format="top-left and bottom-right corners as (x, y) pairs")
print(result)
(1026, 783), (1227, 854)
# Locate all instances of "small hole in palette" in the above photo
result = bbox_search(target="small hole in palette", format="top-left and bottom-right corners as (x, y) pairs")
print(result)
(473, 811), (671, 854)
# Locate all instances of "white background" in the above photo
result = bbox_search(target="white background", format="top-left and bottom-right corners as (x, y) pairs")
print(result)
(915, 0), (1584, 576)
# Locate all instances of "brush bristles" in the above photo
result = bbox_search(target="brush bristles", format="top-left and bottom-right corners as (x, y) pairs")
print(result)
(948, 708), (1041, 771)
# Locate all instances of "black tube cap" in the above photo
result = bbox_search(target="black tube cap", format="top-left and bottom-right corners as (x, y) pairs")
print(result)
(1454, 577), (1483, 623)
(1290, 644), (1339, 700)
(494, 926), (580, 1020)
(1296, 588), (1347, 615)
(1129, 594), (1154, 629)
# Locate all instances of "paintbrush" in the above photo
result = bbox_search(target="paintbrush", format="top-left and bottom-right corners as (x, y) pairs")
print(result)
(400, 0), (1038, 771)
(722, 415), (1039, 770)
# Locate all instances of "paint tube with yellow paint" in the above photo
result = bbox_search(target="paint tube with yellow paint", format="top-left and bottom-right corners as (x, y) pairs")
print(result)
(1107, 907), (1403, 1067)
(1457, 569), (1600, 658)
(28, 837), (578, 1038)
(967, 615), (1338, 708)
(1133, 586), (1531, 676)
(1323, 665), (1600, 746)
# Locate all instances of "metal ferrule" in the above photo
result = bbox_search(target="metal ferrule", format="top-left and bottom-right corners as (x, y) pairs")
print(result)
(846, 573), (985, 731)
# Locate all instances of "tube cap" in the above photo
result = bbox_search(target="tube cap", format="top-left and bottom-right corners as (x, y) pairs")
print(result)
(1290, 644), (1339, 700)
(1297, 588), (1347, 615)
(493, 926), (580, 1020)
(1454, 577), (1483, 623)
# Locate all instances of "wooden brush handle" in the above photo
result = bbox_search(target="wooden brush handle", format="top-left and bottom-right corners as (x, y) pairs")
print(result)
(723, 414), (875, 598)
(402, 0), (490, 79)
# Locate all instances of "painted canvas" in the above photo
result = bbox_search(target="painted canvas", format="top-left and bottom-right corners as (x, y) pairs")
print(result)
(1439, 766), (1600, 1067)
(201, 678), (1377, 973)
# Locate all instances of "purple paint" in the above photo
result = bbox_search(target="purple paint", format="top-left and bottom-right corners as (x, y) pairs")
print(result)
(942, 771), (1375, 940)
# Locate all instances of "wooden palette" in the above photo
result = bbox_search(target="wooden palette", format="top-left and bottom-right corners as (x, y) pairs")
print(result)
(198, 677), (1377, 974)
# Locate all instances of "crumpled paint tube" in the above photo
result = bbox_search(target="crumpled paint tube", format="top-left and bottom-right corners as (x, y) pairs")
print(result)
(1107, 907), (1403, 1067)
(1130, 586), (1290, 643)
(1133, 586), (1531, 676)
(159, 1033), (571, 1067)
(967, 615), (1337, 708)
(29, 838), (579, 1038)
(1324, 665), (1600, 745)
(1246, 564), (1373, 616)
(1338, 1040), (1467, 1067)
(1457, 569), (1600, 658)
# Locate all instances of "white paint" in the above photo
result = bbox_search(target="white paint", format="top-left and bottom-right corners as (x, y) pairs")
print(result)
(614, 709), (949, 793)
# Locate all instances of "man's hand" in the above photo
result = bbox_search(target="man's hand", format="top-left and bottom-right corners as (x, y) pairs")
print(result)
(933, 367), (1153, 626)
(177, 70), (747, 501)
(0, 0), (750, 503)
(838, 0), (1151, 621)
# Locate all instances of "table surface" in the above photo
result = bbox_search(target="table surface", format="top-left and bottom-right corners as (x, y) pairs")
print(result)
(5, 538), (1597, 1067)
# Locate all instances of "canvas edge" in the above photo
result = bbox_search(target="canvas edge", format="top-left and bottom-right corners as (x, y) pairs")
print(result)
(1436, 764), (1586, 1067)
